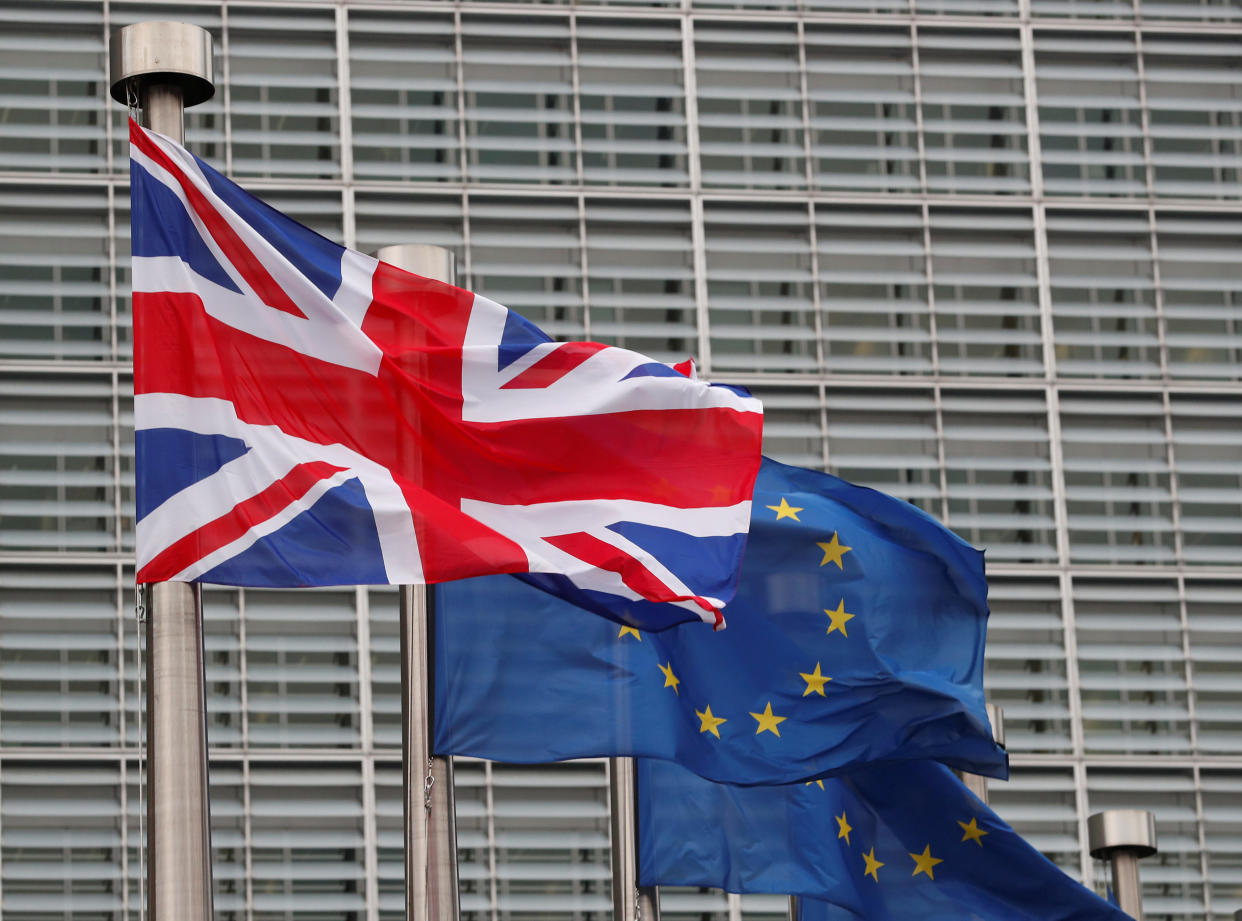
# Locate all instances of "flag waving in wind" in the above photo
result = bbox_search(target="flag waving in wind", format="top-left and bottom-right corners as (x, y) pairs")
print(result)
(128, 119), (763, 630)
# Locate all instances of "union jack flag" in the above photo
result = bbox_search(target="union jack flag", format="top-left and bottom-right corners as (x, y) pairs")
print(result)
(129, 120), (763, 630)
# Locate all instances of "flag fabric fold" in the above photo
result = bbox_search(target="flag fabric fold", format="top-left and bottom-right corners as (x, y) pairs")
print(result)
(638, 757), (1130, 921)
(435, 457), (1008, 784)
(129, 119), (763, 630)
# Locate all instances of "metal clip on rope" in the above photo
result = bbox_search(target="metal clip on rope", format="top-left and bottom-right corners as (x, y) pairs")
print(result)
(424, 758), (435, 813)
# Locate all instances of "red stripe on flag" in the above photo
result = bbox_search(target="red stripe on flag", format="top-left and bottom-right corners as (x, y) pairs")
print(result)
(500, 341), (608, 390)
(134, 291), (763, 510)
(137, 460), (346, 582)
(130, 120), (306, 319)
(543, 531), (723, 626)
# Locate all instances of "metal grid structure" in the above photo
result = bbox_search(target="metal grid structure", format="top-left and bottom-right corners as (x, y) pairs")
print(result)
(1, 0), (1241, 918)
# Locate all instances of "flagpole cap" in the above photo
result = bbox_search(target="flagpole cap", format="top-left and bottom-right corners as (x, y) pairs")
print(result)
(110, 21), (215, 107)
(1087, 809), (1157, 859)
(375, 244), (458, 286)
(985, 702), (1005, 748)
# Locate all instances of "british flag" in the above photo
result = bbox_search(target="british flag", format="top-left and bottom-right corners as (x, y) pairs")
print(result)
(129, 120), (763, 630)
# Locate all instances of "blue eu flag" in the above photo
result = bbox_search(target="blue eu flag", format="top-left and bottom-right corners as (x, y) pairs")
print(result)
(639, 758), (1130, 921)
(435, 457), (1007, 784)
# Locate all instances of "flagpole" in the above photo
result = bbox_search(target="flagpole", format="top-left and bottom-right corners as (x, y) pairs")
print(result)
(110, 22), (216, 921)
(1088, 809), (1157, 921)
(610, 757), (661, 921)
(376, 244), (461, 921)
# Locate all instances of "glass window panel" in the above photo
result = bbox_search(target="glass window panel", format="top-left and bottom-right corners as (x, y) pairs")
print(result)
(941, 392), (1056, 561)
(245, 590), (360, 748)
(0, 185), (113, 362)
(1030, 0), (1135, 18)
(578, 19), (689, 187)
(825, 387), (940, 514)
(705, 201), (816, 373)
(248, 763), (368, 917)
(695, 22), (807, 189)
(1200, 770), (1242, 921)
(584, 199), (696, 360)
(1075, 578), (1191, 753)
(818, 206), (932, 374)
(1157, 214), (1242, 380)
(466, 197), (584, 338)
(228, 9), (340, 179)
(349, 10), (461, 183)
(355, 192), (464, 259)
(461, 15), (577, 185)
(805, 27), (919, 193)
(0, 374), (119, 552)
(1185, 582), (1242, 754)
(0, 567), (120, 747)
(930, 209), (1043, 374)
(1170, 396), (1242, 565)
(1047, 211), (1160, 378)
(1059, 393), (1176, 564)
(919, 30), (1030, 195)
(1144, 36), (1242, 199)
(0, 2), (107, 174)
(750, 384), (826, 470)
(2, 762), (125, 916)
(985, 579), (1072, 751)
(1140, 0), (1242, 21)
(370, 587), (400, 749)
(1036, 33), (1146, 197)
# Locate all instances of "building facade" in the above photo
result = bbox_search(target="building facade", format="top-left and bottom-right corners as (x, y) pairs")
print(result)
(2, 0), (1241, 918)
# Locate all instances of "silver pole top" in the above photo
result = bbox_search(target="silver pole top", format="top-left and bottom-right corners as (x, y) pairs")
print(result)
(376, 244), (458, 285)
(1087, 809), (1158, 859)
(110, 21), (215, 108)
(985, 702), (1005, 749)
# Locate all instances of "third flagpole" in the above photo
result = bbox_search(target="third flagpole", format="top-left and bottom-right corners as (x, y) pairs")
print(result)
(377, 243), (461, 921)
(110, 21), (216, 921)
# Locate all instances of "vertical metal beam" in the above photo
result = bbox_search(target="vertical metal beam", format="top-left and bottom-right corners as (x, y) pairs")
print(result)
(110, 21), (216, 921)
(610, 757), (660, 921)
(378, 244), (461, 921)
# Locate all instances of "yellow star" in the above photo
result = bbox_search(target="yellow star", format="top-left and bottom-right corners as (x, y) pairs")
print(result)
(804, 779), (825, 789)
(824, 599), (855, 637)
(750, 701), (787, 737)
(817, 532), (852, 569)
(696, 705), (727, 738)
(958, 817), (988, 846)
(835, 811), (852, 845)
(909, 844), (943, 880)
(618, 626), (641, 641)
(862, 847), (884, 881)
(799, 662), (832, 697)
(658, 661), (681, 695)
(766, 497), (804, 521)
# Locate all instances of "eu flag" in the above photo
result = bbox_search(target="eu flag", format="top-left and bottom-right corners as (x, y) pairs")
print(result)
(435, 457), (1008, 784)
(639, 758), (1130, 921)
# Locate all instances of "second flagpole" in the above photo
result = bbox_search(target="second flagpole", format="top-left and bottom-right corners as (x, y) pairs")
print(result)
(377, 243), (461, 921)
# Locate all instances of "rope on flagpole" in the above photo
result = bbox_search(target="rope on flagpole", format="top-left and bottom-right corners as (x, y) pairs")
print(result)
(134, 586), (147, 921)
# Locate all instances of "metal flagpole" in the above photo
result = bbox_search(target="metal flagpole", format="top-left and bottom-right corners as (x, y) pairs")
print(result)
(610, 757), (661, 921)
(109, 21), (217, 921)
(1088, 809), (1158, 921)
(375, 244), (461, 921)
